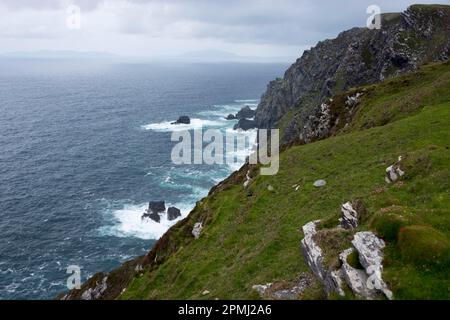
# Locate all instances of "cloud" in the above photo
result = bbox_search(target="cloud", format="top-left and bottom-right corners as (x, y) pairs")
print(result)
(0, 0), (447, 58)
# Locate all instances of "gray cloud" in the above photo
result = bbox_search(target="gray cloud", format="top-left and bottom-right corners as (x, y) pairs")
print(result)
(0, 0), (448, 58)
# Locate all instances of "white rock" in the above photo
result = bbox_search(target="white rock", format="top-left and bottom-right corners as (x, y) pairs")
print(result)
(252, 283), (272, 296)
(339, 248), (377, 299)
(267, 185), (274, 191)
(202, 290), (210, 296)
(192, 222), (203, 239)
(385, 164), (405, 183)
(243, 170), (251, 188)
(313, 180), (327, 187)
(340, 202), (359, 229)
(352, 232), (393, 300)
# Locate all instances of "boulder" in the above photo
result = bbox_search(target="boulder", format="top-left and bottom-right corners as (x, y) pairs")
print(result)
(236, 105), (256, 119)
(385, 164), (405, 183)
(351, 232), (393, 300)
(233, 118), (257, 131)
(167, 207), (181, 221)
(171, 116), (191, 125)
(225, 114), (236, 120)
(148, 201), (166, 213)
(340, 201), (359, 229)
(339, 248), (377, 299)
(142, 201), (166, 223)
(192, 222), (203, 239)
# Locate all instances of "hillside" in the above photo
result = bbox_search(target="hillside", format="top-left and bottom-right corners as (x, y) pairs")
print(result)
(63, 59), (450, 300)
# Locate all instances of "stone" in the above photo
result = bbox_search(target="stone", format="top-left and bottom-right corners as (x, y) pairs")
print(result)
(142, 201), (166, 223)
(252, 283), (272, 296)
(243, 170), (251, 188)
(171, 116), (190, 125)
(340, 201), (359, 229)
(339, 248), (377, 299)
(352, 232), (393, 300)
(192, 222), (203, 239)
(385, 164), (405, 183)
(202, 290), (210, 296)
(148, 201), (166, 214)
(313, 179), (327, 187)
(167, 207), (181, 221)
(267, 185), (274, 191)
(236, 105), (256, 119)
(81, 276), (108, 300)
(233, 118), (257, 131)
(225, 114), (236, 120)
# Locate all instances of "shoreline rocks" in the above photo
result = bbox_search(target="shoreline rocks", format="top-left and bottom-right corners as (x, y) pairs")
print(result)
(171, 116), (191, 125)
(142, 201), (182, 223)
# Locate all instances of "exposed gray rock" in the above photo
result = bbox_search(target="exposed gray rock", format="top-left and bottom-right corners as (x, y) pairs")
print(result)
(252, 283), (272, 296)
(167, 207), (181, 221)
(233, 118), (257, 131)
(385, 157), (405, 183)
(225, 113), (236, 120)
(236, 105), (256, 119)
(339, 248), (377, 299)
(300, 220), (344, 296)
(313, 180), (327, 187)
(352, 232), (393, 300)
(192, 222), (203, 239)
(243, 170), (251, 188)
(254, 5), (450, 145)
(340, 201), (359, 229)
(81, 276), (108, 300)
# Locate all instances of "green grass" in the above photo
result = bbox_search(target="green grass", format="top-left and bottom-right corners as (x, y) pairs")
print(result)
(120, 61), (450, 300)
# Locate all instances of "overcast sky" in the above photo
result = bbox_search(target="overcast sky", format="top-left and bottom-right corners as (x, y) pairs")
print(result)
(0, 0), (447, 61)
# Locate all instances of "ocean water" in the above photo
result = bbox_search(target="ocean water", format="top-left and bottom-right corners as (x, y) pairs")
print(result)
(0, 59), (285, 299)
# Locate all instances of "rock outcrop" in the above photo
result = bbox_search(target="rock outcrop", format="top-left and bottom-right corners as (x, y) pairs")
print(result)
(233, 118), (257, 131)
(340, 202), (359, 230)
(171, 116), (191, 125)
(142, 201), (166, 223)
(167, 207), (181, 221)
(385, 156), (405, 183)
(80, 276), (108, 300)
(192, 222), (203, 239)
(254, 5), (450, 145)
(352, 232), (393, 300)
(236, 106), (256, 119)
(300, 221), (344, 296)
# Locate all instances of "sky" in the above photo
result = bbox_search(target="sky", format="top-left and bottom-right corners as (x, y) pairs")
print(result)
(0, 0), (448, 61)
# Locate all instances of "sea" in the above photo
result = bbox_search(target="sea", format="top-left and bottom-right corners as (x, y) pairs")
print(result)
(0, 59), (286, 299)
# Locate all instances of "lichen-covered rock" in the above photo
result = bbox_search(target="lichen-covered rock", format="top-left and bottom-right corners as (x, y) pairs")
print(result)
(340, 202), (359, 229)
(352, 232), (393, 300)
(339, 248), (377, 299)
(252, 273), (314, 300)
(385, 163), (405, 183)
(192, 222), (203, 239)
(301, 220), (343, 296)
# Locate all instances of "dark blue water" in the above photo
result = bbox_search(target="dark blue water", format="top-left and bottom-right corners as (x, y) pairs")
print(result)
(0, 59), (285, 299)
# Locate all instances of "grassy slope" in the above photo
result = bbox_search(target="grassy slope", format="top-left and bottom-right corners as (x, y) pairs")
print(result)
(121, 61), (450, 300)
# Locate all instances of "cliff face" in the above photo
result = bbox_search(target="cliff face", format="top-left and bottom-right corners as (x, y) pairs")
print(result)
(255, 5), (450, 144)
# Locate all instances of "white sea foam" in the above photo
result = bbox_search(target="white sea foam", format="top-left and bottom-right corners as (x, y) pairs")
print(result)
(142, 118), (223, 132)
(99, 201), (194, 240)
